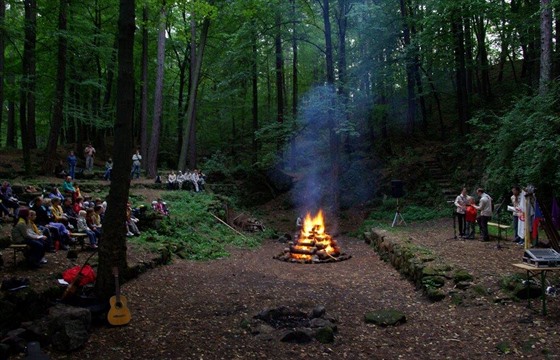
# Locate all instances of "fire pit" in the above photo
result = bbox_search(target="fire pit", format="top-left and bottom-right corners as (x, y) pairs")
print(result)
(274, 210), (351, 264)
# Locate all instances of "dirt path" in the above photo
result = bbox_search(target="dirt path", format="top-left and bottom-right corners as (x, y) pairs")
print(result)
(62, 228), (560, 360)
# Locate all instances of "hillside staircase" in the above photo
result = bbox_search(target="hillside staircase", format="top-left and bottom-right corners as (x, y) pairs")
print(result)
(424, 158), (455, 202)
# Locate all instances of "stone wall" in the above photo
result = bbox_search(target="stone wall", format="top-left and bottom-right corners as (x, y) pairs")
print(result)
(363, 228), (473, 302)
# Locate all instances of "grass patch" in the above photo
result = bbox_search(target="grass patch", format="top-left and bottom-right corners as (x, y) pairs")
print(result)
(129, 191), (264, 261)
(354, 199), (450, 236)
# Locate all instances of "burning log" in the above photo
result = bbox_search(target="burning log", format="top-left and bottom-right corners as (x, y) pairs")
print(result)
(289, 246), (317, 255)
(274, 210), (351, 264)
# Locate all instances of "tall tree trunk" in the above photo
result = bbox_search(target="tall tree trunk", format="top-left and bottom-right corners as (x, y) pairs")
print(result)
(147, 3), (166, 178)
(7, 75), (15, 147)
(171, 9), (188, 159)
(24, 0), (37, 149)
(178, 16), (210, 171)
(0, 0), (4, 148)
(96, 0), (135, 301)
(409, 2), (427, 132)
(274, 10), (284, 158)
(19, 0), (37, 172)
(44, 0), (68, 174)
(554, 2), (560, 76)
(251, 23), (259, 165)
(320, 0), (339, 213)
(464, 17), (474, 95)
(474, 15), (492, 99)
(498, 0), (509, 82)
(451, 13), (469, 135)
(399, 0), (416, 134)
(540, 0), (552, 95)
(140, 5), (149, 162)
(290, 0), (298, 168)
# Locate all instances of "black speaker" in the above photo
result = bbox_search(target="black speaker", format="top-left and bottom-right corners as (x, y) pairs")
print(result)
(391, 180), (404, 198)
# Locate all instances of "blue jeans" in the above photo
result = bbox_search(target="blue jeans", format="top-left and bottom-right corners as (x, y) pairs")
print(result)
(131, 164), (141, 179)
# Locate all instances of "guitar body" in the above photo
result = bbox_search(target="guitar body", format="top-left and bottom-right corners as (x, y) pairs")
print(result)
(108, 295), (131, 326)
(107, 267), (131, 326)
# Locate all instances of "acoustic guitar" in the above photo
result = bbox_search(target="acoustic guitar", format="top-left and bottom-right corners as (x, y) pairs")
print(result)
(107, 267), (131, 326)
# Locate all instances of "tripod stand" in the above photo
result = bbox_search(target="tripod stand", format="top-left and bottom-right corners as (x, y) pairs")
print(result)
(391, 198), (407, 227)
(447, 205), (458, 240)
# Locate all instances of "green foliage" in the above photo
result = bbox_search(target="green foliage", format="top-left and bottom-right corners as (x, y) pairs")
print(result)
(470, 84), (560, 196)
(129, 191), (262, 261)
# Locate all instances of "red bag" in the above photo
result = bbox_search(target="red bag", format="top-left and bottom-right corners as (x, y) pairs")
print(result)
(62, 265), (96, 286)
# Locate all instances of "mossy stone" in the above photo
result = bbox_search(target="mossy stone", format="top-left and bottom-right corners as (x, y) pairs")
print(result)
(425, 287), (446, 302)
(453, 269), (474, 283)
(364, 309), (406, 326)
(314, 326), (335, 344)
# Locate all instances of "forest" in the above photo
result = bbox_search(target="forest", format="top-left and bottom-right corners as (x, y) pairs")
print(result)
(3, 0), (560, 357)
(0, 0), (559, 199)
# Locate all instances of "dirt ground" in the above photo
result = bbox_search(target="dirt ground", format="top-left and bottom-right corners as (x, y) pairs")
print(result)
(2, 179), (560, 359)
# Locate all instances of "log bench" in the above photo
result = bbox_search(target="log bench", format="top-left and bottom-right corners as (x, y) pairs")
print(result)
(8, 244), (29, 266)
(488, 222), (510, 241)
(69, 233), (89, 250)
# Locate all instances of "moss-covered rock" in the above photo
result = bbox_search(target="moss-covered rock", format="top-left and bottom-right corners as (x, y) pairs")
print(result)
(314, 326), (335, 344)
(425, 287), (446, 302)
(453, 269), (474, 283)
(364, 309), (406, 326)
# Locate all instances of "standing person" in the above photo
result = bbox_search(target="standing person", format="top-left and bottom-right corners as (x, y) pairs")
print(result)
(104, 158), (113, 181)
(454, 187), (468, 237)
(464, 197), (478, 239)
(474, 188), (493, 242)
(67, 150), (78, 179)
(130, 149), (142, 179)
(511, 185), (523, 244)
(84, 143), (96, 172)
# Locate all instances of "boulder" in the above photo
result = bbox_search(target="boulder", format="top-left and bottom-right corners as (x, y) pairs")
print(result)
(47, 304), (91, 352)
(364, 309), (406, 326)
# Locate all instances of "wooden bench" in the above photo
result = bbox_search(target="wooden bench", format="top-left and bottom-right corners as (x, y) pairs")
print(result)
(69, 233), (89, 250)
(488, 222), (511, 241)
(8, 244), (29, 266)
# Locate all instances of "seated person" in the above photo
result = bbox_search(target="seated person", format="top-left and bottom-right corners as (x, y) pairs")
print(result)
(48, 187), (65, 201)
(72, 183), (84, 203)
(29, 210), (54, 252)
(0, 181), (20, 218)
(153, 198), (169, 216)
(104, 158), (113, 181)
(86, 207), (102, 238)
(77, 210), (98, 249)
(167, 171), (177, 190)
(126, 202), (141, 237)
(62, 197), (78, 228)
(93, 205), (104, 226)
(11, 207), (47, 268)
(50, 197), (69, 226)
(73, 196), (85, 215)
(195, 169), (206, 191)
(62, 176), (76, 194)
(31, 197), (52, 226)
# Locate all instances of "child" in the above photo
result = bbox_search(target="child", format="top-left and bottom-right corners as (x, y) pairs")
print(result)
(464, 196), (477, 239)
(126, 202), (141, 237)
(77, 210), (98, 249)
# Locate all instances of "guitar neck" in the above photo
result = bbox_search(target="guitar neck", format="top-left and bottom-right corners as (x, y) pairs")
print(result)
(112, 267), (121, 303)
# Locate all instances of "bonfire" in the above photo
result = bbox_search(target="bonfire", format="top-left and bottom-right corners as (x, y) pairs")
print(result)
(274, 210), (351, 264)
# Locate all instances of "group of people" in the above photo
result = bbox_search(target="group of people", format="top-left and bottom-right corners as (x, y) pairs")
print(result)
(454, 187), (493, 241)
(166, 169), (206, 192)
(4, 175), (152, 268)
(53, 143), (143, 182)
(7, 177), (106, 267)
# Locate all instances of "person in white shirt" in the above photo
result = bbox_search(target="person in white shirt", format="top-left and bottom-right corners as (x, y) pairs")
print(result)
(474, 188), (493, 242)
(130, 149), (142, 179)
(454, 187), (468, 237)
